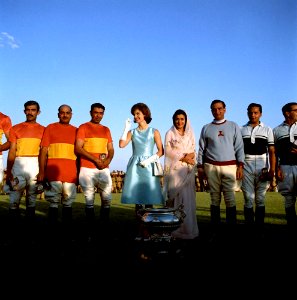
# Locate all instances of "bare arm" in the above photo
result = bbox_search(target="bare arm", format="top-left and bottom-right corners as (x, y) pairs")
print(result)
(6, 142), (16, 181)
(75, 138), (101, 168)
(0, 131), (10, 152)
(37, 146), (48, 182)
(154, 129), (164, 158)
(99, 142), (115, 169)
(268, 145), (276, 179)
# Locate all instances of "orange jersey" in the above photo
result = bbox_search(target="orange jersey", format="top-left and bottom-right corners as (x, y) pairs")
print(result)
(76, 122), (112, 168)
(41, 122), (77, 183)
(0, 112), (12, 155)
(9, 122), (45, 157)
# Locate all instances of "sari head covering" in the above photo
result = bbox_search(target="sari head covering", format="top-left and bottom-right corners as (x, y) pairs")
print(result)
(163, 109), (197, 204)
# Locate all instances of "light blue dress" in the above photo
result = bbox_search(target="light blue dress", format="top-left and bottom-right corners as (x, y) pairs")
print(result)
(121, 127), (164, 205)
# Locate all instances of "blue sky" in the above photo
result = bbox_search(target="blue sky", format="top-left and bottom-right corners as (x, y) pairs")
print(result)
(1, 0), (296, 171)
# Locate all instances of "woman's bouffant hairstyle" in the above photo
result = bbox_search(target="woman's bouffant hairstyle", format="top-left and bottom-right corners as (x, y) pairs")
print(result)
(131, 102), (152, 124)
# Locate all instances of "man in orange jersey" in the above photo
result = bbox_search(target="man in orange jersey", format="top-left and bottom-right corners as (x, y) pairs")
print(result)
(75, 103), (114, 242)
(6, 100), (45, 229)
(0, 112), (12, 187)
(37, 104), (78, 239)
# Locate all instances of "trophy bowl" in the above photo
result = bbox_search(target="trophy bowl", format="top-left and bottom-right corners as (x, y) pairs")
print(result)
(138, 205), (186, 236)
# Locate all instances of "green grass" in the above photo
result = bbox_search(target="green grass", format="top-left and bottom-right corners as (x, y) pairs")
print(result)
(0, 191), (286, 225)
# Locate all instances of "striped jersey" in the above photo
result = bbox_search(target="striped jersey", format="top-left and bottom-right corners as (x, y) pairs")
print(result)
(9, 122), (45, 157)
(76, 121), (113, 169)
(241, 122), (274, 155)
(273, 121), (297, 165)
(0, 112), (12, 155)
(41, 122), (77, 182)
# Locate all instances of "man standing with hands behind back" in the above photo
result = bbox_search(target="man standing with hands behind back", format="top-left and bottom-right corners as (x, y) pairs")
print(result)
(197, 99), (244, 241)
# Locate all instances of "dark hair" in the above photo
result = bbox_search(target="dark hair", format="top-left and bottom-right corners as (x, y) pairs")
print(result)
(91, 103), (105, 112)
(131, 102), (152, 124)
(247, 103), (262, 113)
(282, 102), (297, 117)
(58, 104), (72, 112)
(210, 99), (226, 109)
(172, 109), (187, 130)
(24, 100), (40, 111)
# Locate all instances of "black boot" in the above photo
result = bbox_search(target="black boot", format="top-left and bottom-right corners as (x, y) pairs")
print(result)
(244, 207), (254, 225)
(285, 206), (296, 240)
(285, 206), (296, 226)
(25, 207), (36, 244)
(47, 207), (59, 241)
(48, 207), (59, 226)
(244, 206), (255, 239)
(8, 208), (20, 243)
(255, 206), (265, 240)
(99, 206), (110, 240)
(85, 207), (95, 243)
(209, 205), (221, 242)
(226, 206), (237, 242)
(62, 207), (73, 243)
(100, 206), (110, 225)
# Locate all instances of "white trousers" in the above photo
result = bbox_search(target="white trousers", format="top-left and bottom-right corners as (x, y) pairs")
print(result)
(79, 167), (112, 208)
(44, 181), (77, 208)
(9, 157), (39, 209)
(241, 156), (269, 208)
(278, 165), (297, 208)
(204, 163), (237, 207)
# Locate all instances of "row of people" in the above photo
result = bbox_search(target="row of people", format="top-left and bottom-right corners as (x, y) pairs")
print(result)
(0, 100), (296, 243)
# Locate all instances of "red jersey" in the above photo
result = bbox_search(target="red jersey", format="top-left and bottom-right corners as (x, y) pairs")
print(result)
(41, 122), (77, 183)
(76, 122), (112, 169)
(0, 112), (12, 155)
(9, 122), (45, 157)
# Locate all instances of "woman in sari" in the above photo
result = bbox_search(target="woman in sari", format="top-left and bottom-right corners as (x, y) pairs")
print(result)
(163, 109), (199, 240)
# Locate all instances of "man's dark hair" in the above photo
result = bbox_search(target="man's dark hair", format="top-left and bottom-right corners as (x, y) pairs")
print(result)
(24, 100), (40, 111)
(210, 99), (226, 109)
(282, 102), (297, 117)
(91, 103), (105, 111)
(247, 103), (262, 113)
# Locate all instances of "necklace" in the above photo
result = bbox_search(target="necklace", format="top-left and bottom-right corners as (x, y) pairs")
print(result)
(137, 126), (148, 132)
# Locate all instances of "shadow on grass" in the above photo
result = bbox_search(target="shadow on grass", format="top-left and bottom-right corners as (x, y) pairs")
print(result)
(0, 193), (296, 284)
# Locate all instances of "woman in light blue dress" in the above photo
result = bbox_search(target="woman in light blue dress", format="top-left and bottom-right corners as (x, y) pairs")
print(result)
(119, 103), (164, 210)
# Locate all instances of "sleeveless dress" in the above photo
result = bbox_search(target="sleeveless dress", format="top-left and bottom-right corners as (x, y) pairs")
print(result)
(121, 127), (164, 205)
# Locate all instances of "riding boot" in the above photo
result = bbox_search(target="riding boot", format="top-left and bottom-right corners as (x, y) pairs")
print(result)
(99, 206), (110, 239)
(244, 207), (255, 239)
(285, 206), (297, 240)
(255, 206), (265, 238)
(85, 207), (95, 243)
(9, 208), (20, 243)
(62, 207), (73, 243)
(47, 207), (59, 242)
(25, 207), (36, 243)
(226, 206), (237, 242)
(209, 205), (221, 242)
(244, 207), (254, 225)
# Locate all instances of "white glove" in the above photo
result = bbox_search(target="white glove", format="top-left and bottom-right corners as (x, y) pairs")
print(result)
(120, 118), (132, 141)
(139, 154), (159, 168)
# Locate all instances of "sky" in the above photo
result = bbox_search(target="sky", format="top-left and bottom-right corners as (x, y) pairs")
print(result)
(1, 0), (297, 171)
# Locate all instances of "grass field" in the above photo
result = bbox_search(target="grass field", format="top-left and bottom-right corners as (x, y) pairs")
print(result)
(0, 190), (287, 224)
(0, 191), (295, 290)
